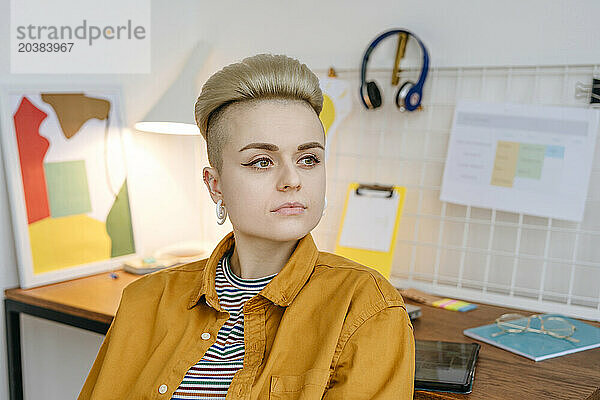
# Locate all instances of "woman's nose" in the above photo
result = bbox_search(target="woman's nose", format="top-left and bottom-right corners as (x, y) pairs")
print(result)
(277, 160), (301, 191)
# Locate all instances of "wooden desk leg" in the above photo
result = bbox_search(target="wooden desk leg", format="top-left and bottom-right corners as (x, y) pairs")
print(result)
(4, 299), (24, 400)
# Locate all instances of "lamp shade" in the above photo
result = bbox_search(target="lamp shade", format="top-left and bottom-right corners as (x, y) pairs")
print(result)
(135, 40), (211, 135)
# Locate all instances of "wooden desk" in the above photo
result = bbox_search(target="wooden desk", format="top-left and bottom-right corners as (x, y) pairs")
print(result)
(411, 299), (600, 400)
(4, 270), (600, 400)
(4, 270), (141, 400)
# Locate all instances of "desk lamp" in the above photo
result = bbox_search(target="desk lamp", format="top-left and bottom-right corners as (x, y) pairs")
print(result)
(128, 40), (213, 274)
(134, 40), (211, 135)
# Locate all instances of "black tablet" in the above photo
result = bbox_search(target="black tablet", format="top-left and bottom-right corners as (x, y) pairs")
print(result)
(414, 340), (480, 394)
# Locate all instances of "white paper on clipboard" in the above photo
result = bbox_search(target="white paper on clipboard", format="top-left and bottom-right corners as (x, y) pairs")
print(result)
(338, 188), (400, 252)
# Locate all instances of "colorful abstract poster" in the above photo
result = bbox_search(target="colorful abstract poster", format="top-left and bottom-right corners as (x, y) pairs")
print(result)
(318, 76), (351, 161)
(1, 88), (137, 288)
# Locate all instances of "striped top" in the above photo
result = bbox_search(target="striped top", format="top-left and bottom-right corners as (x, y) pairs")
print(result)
(170, 251), (277, 399)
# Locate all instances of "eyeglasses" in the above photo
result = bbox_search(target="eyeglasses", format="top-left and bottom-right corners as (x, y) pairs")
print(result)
(491, 313), (579, 343)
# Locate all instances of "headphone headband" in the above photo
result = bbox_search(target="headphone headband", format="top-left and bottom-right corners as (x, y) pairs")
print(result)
(360, 29), (430, 110)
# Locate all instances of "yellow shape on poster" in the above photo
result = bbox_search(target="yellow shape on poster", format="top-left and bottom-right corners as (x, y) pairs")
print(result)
(28, 214), (111, 274)
(319, 93), (335, 136)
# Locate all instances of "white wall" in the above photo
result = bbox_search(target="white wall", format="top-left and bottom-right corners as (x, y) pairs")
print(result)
(1, 0), (599, 398)
(194, 0), (600, 80)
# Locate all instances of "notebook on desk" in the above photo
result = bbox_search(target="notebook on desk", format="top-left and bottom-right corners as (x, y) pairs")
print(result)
(463, 314), (600, 361)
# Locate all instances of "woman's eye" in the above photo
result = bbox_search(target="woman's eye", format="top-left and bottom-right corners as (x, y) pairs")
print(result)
(249, 158), (272, 169)
(300, 155), (321, 166)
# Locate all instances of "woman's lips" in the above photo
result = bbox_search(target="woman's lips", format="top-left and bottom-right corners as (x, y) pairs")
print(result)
(271, 201), (306, 215)
(271, 207), (305, 215)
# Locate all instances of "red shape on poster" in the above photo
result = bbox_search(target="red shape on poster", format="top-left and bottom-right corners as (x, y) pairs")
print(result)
(13, 97), (51, 224)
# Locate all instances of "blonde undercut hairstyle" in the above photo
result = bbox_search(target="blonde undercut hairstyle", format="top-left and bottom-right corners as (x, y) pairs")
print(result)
(194, 53), (324, 174)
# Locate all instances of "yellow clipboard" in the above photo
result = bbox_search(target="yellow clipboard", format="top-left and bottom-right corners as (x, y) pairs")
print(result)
(334, 183), (406, 280)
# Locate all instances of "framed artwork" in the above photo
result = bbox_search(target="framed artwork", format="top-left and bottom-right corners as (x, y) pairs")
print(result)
(0, 86), (139, 288)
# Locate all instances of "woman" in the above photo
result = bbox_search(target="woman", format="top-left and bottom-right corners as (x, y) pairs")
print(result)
(78, 54), (415, 400)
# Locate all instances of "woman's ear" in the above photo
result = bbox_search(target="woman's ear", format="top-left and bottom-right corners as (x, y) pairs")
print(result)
(203, 166), (223, 203)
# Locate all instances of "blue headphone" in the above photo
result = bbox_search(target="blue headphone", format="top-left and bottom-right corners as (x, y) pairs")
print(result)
(360, 29), (430, 112)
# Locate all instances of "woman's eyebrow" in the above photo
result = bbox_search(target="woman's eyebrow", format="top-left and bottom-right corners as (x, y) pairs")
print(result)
(298, 142), (325, 151)
(238, 142), (324, 152)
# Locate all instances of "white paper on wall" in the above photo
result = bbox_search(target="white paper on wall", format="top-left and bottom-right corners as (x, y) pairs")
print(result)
(440, 101), (599, 221)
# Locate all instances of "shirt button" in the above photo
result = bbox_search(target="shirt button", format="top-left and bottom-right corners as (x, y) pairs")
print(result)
(158, 384), (168, 394)
(201, 332), (211, 340)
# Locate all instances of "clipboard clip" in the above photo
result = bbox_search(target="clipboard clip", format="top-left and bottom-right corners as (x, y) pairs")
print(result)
(355, 183), (395, 198)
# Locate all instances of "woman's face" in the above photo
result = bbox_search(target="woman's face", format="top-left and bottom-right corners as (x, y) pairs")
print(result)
(205, 99), (326, 242)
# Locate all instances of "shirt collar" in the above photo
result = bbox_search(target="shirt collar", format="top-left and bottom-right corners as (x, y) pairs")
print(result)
(187, 230), (319, 310)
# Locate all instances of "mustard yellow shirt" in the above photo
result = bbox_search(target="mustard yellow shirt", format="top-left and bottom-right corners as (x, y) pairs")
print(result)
(78, 230), (415, 400)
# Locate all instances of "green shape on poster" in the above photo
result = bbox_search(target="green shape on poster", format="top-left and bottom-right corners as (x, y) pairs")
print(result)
(516, 143), (545, 180)
(106, 179), (136, 257)
(44, 160), (92, 217)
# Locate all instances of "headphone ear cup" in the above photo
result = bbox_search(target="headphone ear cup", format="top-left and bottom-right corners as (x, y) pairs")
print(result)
(395, 81), (415, 111)
(365, 81), (382, 108)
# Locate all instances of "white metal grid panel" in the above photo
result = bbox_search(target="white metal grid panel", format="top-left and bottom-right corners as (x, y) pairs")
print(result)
(315, 64), (600, 321)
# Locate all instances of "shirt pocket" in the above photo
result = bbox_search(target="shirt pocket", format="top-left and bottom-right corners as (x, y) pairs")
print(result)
(269, 368), (330, 400)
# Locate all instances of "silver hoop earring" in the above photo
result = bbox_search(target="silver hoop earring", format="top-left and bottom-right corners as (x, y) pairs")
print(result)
(216, 198), (227, 225)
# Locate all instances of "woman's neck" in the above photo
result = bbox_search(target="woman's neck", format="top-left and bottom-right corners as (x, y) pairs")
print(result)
(227, 230), (300, 279)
